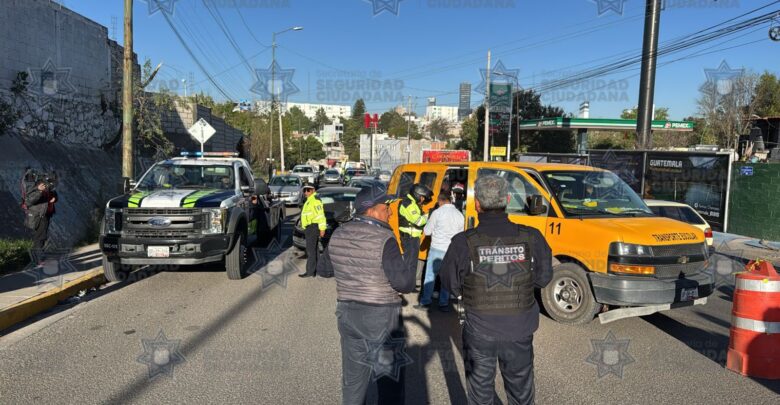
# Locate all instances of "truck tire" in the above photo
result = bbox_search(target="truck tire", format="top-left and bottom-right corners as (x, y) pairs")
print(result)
(102, 255), (129, 283)
(226, 233), (247, 280)
(540, 262), (601, 325)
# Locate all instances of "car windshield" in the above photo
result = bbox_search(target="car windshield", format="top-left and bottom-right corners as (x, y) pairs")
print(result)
(137, 164), (234, 190)
(293, 166), (313, 173)
(270, 176), (301, 187)
(318, 190), (359, 205)
(325, 170), (339, 175)
(544, 170), (652, 217)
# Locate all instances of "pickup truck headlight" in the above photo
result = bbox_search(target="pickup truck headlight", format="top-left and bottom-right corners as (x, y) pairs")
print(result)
(609, 242), (653, 257)
(104, 208), (121, 234)
(203, 208), (226, 234)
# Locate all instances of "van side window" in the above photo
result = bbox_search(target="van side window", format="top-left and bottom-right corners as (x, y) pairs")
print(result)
(477, 169), (548, 217)
(397, 171), (416, 197)
(419, 172), (437, 190)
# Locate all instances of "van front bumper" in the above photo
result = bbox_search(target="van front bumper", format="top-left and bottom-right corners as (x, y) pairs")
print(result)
(589, 270), (714, 306)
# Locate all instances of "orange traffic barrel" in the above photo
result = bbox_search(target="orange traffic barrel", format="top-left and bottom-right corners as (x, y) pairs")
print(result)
(726, 260), (780, 379)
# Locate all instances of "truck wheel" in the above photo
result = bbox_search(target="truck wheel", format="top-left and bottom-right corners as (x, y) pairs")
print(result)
(102, 255), (129, 283)
(226, 233), (247, 280)
(541, 262), (601, 325)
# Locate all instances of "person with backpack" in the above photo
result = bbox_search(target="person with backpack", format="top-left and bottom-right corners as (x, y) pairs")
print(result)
(25, 179), (58, 252)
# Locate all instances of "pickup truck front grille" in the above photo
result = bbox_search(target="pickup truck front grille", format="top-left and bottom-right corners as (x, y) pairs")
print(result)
(122, 208), (206, 238)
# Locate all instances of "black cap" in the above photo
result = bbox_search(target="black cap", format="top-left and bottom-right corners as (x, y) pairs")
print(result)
(354, 183), (396, 214)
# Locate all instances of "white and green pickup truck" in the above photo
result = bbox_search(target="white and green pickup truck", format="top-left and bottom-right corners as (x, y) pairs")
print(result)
(99, 153), (284, 281)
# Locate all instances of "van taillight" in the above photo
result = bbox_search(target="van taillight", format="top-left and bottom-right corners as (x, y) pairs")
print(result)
(704, 228), (712, 238)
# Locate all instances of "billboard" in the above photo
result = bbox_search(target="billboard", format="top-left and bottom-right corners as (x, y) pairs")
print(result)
(421, 149), (471, 163)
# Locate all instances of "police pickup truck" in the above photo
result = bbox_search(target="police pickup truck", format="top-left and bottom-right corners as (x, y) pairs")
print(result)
(100, 152), (284, 281)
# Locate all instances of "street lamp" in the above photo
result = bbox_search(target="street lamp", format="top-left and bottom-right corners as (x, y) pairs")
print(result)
(270, 26), (303, 172)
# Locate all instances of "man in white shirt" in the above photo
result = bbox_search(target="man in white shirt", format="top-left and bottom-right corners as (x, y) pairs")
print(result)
(416, 192), (465, 311)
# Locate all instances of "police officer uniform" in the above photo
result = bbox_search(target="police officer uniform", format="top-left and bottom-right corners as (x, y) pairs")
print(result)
(299, 185), (327, 277)
(440, 211), (553, 405)
(397, 184), (433, 271)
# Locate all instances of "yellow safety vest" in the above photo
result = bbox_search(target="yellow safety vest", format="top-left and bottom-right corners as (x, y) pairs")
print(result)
(301, 193), (327, 231)
(398, 194), (427, 237)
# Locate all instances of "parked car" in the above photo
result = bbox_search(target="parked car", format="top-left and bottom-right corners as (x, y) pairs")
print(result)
(292, 187), (361, 251)
(376, 170), (392, 183)
(346, 176), (385, 191)
(291, 165), (318, 187)
(322, 169), (342, 184)
(342, 168), (366, 185)
(269, 175), (304, 206)
(645, 199), (714, 247)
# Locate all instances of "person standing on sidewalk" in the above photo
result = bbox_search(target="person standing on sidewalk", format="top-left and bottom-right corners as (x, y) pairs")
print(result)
(24, 180), (57, 252)
(440, 175), (552, 405)
(299, 184), (326, 278)
(320, 184), (416, 405)
(397, 183), (433, 272)
(415, 192), (464, 312)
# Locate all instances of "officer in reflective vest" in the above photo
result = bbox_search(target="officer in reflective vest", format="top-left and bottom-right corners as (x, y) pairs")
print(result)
(299, 184), (327, 278)
(398, 183), (433, 271)
(440, 175), (553, 405)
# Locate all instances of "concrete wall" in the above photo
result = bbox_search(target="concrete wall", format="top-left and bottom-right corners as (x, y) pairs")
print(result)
(728, 163), (780, 241)
(161, 102), (245, 154)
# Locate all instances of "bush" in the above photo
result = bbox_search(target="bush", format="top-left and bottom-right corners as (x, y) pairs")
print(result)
(0, 239), (33, 275)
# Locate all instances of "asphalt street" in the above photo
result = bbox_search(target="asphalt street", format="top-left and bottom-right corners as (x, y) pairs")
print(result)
(0, 208), (777, 404)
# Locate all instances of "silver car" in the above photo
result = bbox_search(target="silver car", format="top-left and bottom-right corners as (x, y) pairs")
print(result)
(291, 165), (318, 187)
(269, 175), (304, 206)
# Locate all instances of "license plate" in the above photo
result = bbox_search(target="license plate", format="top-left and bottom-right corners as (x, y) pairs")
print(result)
(681, 287), (699, 301)
(147, 246), (170, 258)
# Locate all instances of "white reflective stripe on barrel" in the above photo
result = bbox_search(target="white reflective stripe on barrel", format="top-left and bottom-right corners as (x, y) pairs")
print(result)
(732, 315), (780, 334)
(735, 278), (780, 293)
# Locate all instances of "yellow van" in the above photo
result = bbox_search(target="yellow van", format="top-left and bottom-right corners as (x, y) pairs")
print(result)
(388, 162), (713, 324)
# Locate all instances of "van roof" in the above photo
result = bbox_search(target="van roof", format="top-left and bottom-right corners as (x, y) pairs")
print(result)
(397, 161), (603, 172)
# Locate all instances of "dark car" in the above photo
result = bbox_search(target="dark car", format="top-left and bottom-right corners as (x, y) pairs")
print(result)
(341, 169), (366, 185)
(346, 176), (385, 191)
(292, 187), (361, 251)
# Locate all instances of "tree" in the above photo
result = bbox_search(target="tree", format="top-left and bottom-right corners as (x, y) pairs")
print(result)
(620, 107), (669, 120)
(697, 72), (758, 149)
(457, 114), (479, 158)
(510, 89), (574, 154)
(428, 118), (449, 141)
(351, 99), (366, 121)
(753, 71), (780, 117)
(134, 60), (175, 156)
(312, 107), (332, 131)
(287, 136), (326, 166)
(285, 106), (313, 135)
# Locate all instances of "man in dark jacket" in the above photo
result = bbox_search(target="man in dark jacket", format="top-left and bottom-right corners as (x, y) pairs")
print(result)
(440, 174), (553, 405)
(319, 184), (416, 405)
(25, 180), (57, 252)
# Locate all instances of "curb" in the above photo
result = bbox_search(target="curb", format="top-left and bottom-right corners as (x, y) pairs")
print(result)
(0, 270), (105, 333)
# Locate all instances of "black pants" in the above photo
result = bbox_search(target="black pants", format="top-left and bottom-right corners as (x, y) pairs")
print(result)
(462, 327), (535, 405)
(400, 235), (420, 275)
(336, 301), (405, 405)
(32, 216), (50, 251)
(304, 224), (320, 276)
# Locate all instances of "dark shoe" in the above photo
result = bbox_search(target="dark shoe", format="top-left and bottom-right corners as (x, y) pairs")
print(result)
(413, 304), (431, 311)
(298, 273), (314, 278)
(438, 305), (452, 312)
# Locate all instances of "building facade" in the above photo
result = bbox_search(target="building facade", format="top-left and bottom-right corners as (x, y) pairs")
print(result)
(458, 82), (472, 121)
(255, 101), (351, 121)
(426, 105), (460, 123)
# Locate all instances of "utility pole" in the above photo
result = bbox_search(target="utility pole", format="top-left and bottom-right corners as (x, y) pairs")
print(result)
(482, 50), (491, 162)
(122, 0), (133, 179)
(270, 26), (303, 173)
(406, 96), (412, 163)
(636, 0), (662, 149)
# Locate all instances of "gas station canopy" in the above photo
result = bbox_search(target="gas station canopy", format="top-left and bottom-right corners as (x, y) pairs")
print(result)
(518, 117), (695, 132)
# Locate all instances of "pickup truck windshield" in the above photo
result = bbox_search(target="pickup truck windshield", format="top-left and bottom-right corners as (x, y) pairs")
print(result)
(544, 170), (652, 217)
(293, 167), (313, 173)
(271, 176), (302, 186)
(137, 164), (235, 190)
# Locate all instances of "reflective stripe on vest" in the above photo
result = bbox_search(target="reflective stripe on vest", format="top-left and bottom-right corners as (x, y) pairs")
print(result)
(301, 194), (326, 230)
(398, 195), (426, 234)
(461, 226), (535, 314)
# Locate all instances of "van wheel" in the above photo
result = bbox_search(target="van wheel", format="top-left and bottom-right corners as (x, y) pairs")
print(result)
(226, 233), (247, 280)
(541, 263), (601, 325)
(103, 255), (129, 282)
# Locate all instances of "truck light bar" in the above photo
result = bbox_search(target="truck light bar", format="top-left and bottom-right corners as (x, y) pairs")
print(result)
(180, 151), (239, 158)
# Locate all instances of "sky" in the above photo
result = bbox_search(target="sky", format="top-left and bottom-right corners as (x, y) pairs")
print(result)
(62, 0), (780, 120)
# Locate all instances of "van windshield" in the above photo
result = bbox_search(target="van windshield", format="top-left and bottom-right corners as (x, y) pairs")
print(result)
(544, 171), (652, 217)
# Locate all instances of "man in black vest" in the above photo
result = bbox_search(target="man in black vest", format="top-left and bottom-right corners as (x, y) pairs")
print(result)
(319, 183), (416, 405)
(440, 174), (553, 405)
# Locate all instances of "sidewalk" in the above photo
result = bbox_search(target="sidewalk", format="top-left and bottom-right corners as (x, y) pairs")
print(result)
(0, 243), (105, 332)
(713, 232), (780, 264)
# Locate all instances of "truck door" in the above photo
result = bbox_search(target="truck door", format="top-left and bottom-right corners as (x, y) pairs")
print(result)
(469, 166), (552, 236)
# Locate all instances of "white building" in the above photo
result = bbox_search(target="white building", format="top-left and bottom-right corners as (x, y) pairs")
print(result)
(255, 101), (351, 121)
(319, 120), (344, 144)
(425, 105), (459, 123)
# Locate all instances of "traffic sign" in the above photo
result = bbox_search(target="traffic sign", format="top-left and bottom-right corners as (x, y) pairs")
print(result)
(188, 118), (216, 153)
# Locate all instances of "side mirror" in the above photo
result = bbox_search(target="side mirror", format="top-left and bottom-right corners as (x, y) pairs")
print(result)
(254, 180), (269, 195)
(123, 177), (136, 194)
(240, 185), (254, 194)
(528, 195), (547, 216)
